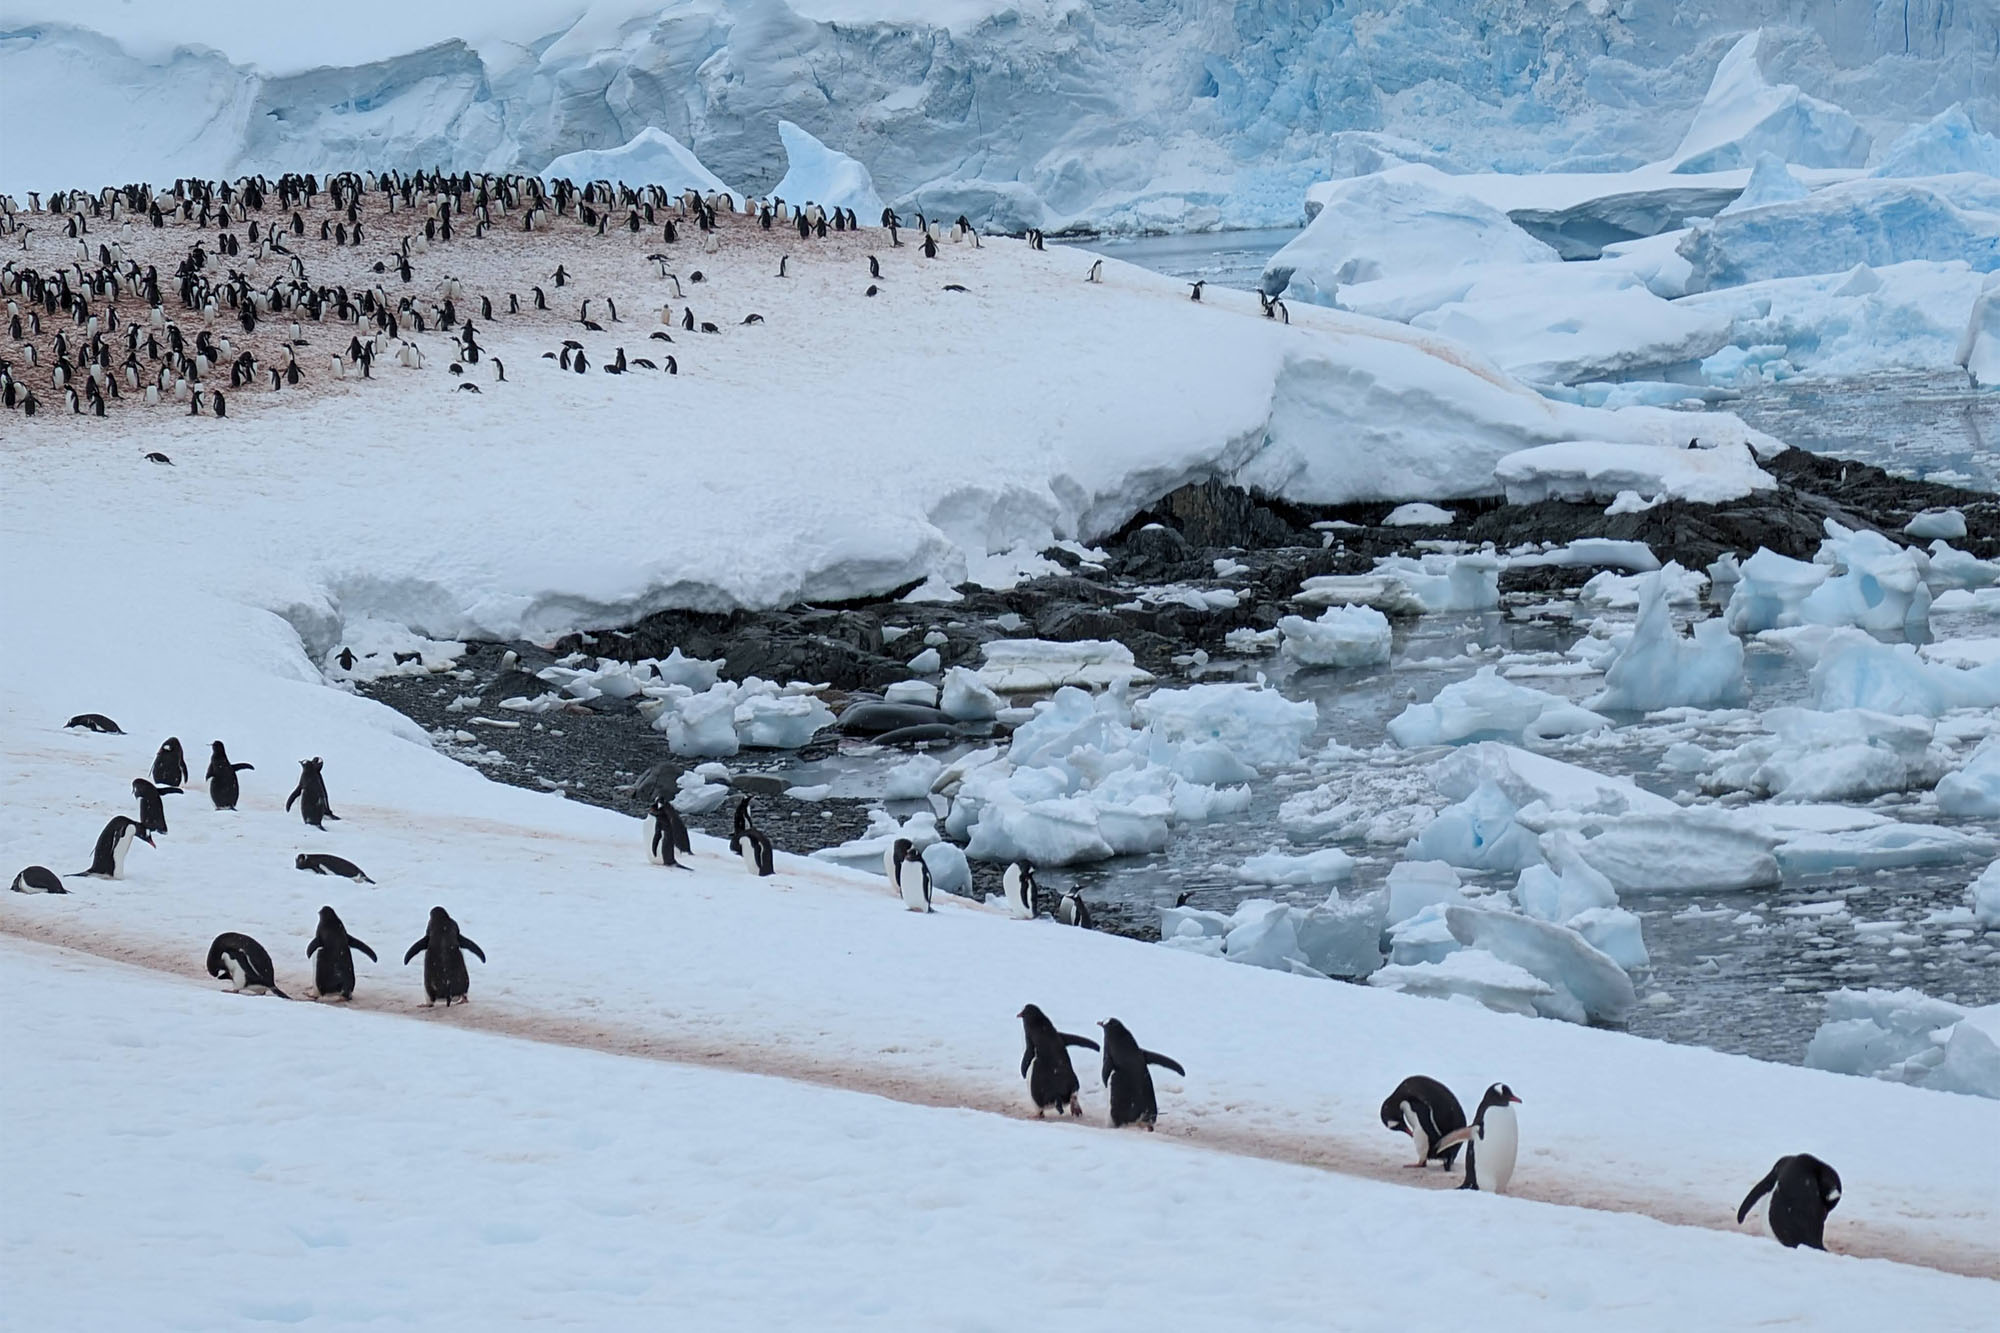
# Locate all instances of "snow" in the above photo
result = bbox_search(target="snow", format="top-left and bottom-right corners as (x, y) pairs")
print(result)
(1669, 31), (1871, 175)
(771, 120), (887, 219)
(542, 127), (742, 205)
(1382, 501), (1455, 527)
(1495, 441), (1777, 506)
(1277, 604), (1392, 669)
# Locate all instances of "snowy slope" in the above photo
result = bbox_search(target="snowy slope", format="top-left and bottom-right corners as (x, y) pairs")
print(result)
(4, 1), (1998, 229)
(9, 937), (1995, 1329)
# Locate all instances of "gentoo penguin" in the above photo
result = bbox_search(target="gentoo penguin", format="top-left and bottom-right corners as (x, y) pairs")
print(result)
(740, 824), (776, 877)
(1002, 862), (1040, 919)
(206, 740), (254, 809)
(1018, 1003), (1100, 1117)
(145, 452), (173, 465)
(404, 905), (485, 1006)
(285, 757), (338, 828)
(867, 254), (881, 280)
(1056, 889), (1092, 928)
(644, 794), (692, 869)
(1737, 1154), (1842, 1250)
(131, 778), (180, 835)
(78, 815), (152, 878)
(65, 713), (123, 734)
(152, 736), (190, 787)
(1098, 1018), (1184, 1130)
(1436, 1083), (1522, 1193)
(898, 848), (933, 913)
(1085, 259), (1103, 283)
(307, 905), (378, 1001)
(884, 836), (913, 888)
(10, 866), (66, 894)
(1379, 1075), (1467, 1169)
(1188, 280), (1205, 301)
(207, 932), (290, 997)
(296, 852), (373, 884)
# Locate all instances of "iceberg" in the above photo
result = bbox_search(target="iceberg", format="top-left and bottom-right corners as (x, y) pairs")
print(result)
(1940, 738), (2000, 817)
(1701, 707), (1942, 803)
(1406, 780), (1545, 873)
(771, 120), (887, 219)
(1716, 152), (1809, 214)
(1385, 860), (1466, 925)
(1586, 565), (1747, 712)
(1554, 812), (1783, 892)
(1669, 31), (1870, 174)
(1774, 823), (1992, 877)
(543, 127), (740, 204)
(1906, 508), (1968, 541)
(1723, 548), (1833, 633)
(1810, 636), (2000, 716)
(1798, 521), (1932, 641)
(1872, 105), (2000, 180)
(1387, 668), (1610, 748)
(1277, 604), (1392, 669)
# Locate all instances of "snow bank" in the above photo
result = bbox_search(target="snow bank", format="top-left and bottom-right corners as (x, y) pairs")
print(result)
(1495, 441), (1776, 506)
(771, 120), (887, 218)
(543, 127), (741, 204)
(1669, 31), (1870, 175)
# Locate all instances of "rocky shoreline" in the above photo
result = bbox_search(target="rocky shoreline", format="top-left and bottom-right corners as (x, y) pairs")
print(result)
(359, 446), (1998, 932)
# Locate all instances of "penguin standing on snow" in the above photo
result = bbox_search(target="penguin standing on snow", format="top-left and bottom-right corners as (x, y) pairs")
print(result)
(297, 852), (373, 883)
(897, 845), (933, 913)
(1018, 1003), (1099, 1117)
(78, 815), (153, 878)
(132, 778), (180, 835)
(1002, 862), (1040, 919)
(1380, 1075), (1467, 1169)
(1737, 1154), (1842, 1250)
(307, 905), (378, 1001)
(1098, 1018), (1184, 1129)
(10, 866), (67, 894)
(285, 757), (338, 828)
(207, 932), (290, 997)
(152, 737), (190, 788)
(206, 740), (254, 810)
(731, 796), (774, 876)
(1056, 889), (1091, 928)
(1436, 1083), (1522, 1193)
(644, 794), (691, 869)
(404, 905), (485, 1007)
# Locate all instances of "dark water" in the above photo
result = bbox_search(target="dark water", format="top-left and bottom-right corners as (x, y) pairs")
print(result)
(1081, 227), (1302, 291)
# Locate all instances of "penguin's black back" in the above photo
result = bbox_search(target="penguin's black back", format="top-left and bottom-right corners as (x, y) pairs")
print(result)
(152, 738), (188, 787)
(1744, 1154), (1842, 1249)
(1380, 1075), (1467, 1166)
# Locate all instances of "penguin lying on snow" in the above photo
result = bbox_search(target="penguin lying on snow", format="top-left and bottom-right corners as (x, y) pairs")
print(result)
(132, 778), (180, 835)
(208, 932), (290, 997)
(405, 906), (485, 1007)
(65, 713), (123, 734)
(297, 852), (373, 884)
(1018, 1003), (1098, 1117)
(1738, 1154), (1842, 1250)
(207, 740), (254, 810)
(1435, 1083), (1521, 1193)
(10, 866), (66, 894)
(644, 795), (691, 869)
(1098, 1018), (1184, 1129)
(79, 815), (152, 878)
(286, 757), (338, 828)
(308, 905), (378, 1001)
(1380, 1075), (1466, 1169)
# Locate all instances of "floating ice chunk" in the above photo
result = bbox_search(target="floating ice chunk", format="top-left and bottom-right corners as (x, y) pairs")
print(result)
(1702, 706), (1941, 802)
(884, 753), (945, 800)
(1937, 736), (2000, 816)
(1969, 860), (2000, 928)
(1160, 905), (1233, 941)
(1431, 742), (1676, 817)
(1445, 905), (1638, 1024)
(1385, 860), (1466, 925)
(1223, 901), (1307, 971)
(1297, 553), (1501, 615)
(939, 666), (1004, 720)
(1922, 544), (2000, 592)
(1514, 857), (1614, 925)
(1587, 566), (1746, 711)
(963, 795), (1115, 866)
(770, 120), (886, 218)
(884, 680), (939, 707)
(1384, 502), (1455, 527)
(1132, 682), (1319, 770)
(1717, 152), (1810, 214)
(1236, 847), (1357, 887)
(1495, 440), (1776, 506)
(1406, 780), (1544, 872)
(1278, 784), (1371, 841)
(1872, 104), (2000, 180)
(1811, 636), (2000, 716)
(1669, 31), (1870, 174)
(1557, 811), (1782, 891)
(734, 688), (836, 749)
(1296, 890), (1388, 979)
(1804, 987), (2000, 1100)
(1907, 508), (1968, 541)
(1577, 563), (1706, 608)
(1800, 520), (1931, 641)
(1388, 667), (1610, 747)
(1171, 741), (1259, 788)
(1568, 906), (1650, 971)
(1370, 949), (1553, 1018)
(921, 841), (971, 896)
(1724, 548), (1831, 632)
(1278, 604), (1392, 669)
(1387, 903), (1463, 966)
(1510, 538), (1662, 574)
(1775, 822), (1993, 876)
(977, 639), (1152, 694)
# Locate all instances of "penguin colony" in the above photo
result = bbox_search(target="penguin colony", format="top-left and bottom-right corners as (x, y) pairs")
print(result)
(1, 173), (1024, 429)
(19, 711), (1841, 1248)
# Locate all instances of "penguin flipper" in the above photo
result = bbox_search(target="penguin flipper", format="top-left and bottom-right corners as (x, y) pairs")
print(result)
(1142, 1050), (1185, 1077)
(285, 784), (302, 811)
(1021, 1044), (1034, 1079)
(1434, 1127), (1476, 1151)
(234, 762), (255, 772)
(159, 786), (183, 796)
(403, 939), (428, 964)
(350, 938), (378, 963)
(1737, 1164), (1782, 1226)
(1061, 1033), (1101, 1052)
(306, 938), (321, 958)
(459, 937), (486, 963)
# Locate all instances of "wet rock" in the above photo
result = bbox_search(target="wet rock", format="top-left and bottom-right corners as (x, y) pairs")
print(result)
(1151, 478), (1306, 549)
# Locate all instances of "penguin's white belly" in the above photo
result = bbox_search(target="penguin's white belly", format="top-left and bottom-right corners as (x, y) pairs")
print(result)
(898, 865), (929, 912)
(109, 833), (131, 877)
(643, 815), (662, 863)
(1480, 1108), (1519, 1194)
(223, 955), (248, 991)
(882, 847), (900, 887)
(1401, 1103), (1431, 1165)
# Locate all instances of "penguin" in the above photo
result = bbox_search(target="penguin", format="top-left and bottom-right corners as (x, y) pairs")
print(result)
(132, 778), (180, 835)
(296, 852), (373, 884)
(150, 736), (190, 788)
(1435, 1083), (1522, 1193)
(1188, 280), (1205, 302)
(740, 824), (776, 877)
(65, 713), (123, 734)
(644, 794), (692, 869)
(1085, 258), (1103, 283)
(404, 905), (485, 1006)
(1056, 889), (1091, 928)
(1737, 1154), (1842, 1250)
(1002, 862), (1040, 919)
(145, 452), (173, 465)
(1017, 1003), (1100, 1117)
(207, 932), (290, 997)
(78, 815), (152, 878)
(307, 905), (378, 1001)
(1097, 1018), (1184, 1129)
(884, 836), (913, 888)
(10, 866), (66, 894)
(867, 254), (881, 280)
(898, 848), (933, 913)
(1379, 1075), (1467, 1169)
(206, 740), (254, 809)
(285, 757), (338, 828)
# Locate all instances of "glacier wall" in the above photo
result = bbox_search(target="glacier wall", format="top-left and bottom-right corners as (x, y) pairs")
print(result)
(4, 1), (1999, 231)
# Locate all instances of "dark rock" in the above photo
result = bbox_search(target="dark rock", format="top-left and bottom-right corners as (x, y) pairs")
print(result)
(1113, 522), (1196, 578)
(1034, 602), (1134, 642)
(1150, 478), (1305, 549)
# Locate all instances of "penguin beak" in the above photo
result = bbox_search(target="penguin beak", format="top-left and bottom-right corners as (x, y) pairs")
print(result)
(1508, 1093), (1522, 1104)
(138, 831), (156, 846)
